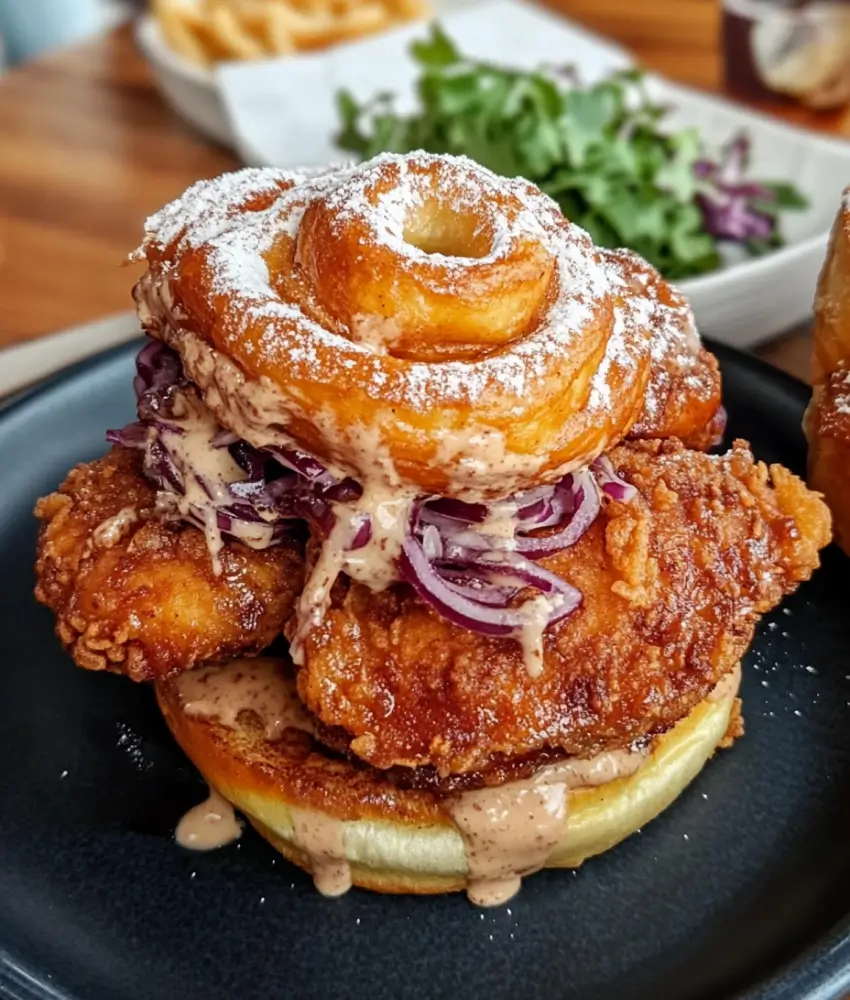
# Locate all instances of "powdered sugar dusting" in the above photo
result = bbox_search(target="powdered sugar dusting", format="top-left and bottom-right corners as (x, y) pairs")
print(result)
(613, 249), (704, 425)
(135, 152), (708, 495)
(134, 168), (294, 258)
(836, 370), (850, 415)
(323, 153), (548, 280)
(136, 153), (626, 412)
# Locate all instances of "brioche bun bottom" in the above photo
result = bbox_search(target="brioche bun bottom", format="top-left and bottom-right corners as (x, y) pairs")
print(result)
(156, 674), (740, 897)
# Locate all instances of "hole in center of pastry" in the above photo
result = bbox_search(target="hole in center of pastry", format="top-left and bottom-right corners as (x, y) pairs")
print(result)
(403, 202), (491, 259)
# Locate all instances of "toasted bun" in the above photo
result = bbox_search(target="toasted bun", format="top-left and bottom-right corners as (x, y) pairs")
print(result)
(156, 668), (740, 897)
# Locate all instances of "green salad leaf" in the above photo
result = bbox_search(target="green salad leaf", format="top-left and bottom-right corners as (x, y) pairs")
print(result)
(336, 26), (807, 280)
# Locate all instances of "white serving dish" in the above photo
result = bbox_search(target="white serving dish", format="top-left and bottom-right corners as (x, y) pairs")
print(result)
(660, 82), (850, 347)
(134, 2), (850, 349)
(135, 16), (231, 146)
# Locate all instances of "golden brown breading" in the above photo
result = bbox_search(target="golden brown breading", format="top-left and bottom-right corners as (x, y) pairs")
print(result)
(34, 448), (304, 681)
(293, 440), (830, 776)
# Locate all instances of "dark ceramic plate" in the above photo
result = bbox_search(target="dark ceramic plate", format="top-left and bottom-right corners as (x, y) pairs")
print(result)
(2, 341), (850, 1000)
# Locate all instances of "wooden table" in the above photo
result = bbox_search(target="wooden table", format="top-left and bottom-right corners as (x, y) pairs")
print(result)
(0, 1), (844, 381)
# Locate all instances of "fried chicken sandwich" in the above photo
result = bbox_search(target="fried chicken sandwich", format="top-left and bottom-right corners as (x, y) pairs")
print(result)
(35, 152), (831, 906)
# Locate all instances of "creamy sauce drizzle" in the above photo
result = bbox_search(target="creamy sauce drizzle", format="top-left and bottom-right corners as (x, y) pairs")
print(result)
(175, 785), (243, 851)
(154, 389), (280, 573)
(290, 808), (352, 897)
(136, 294), (583, 670)
(430, 423), (548, 489)
(286, 411), (425, 661)
(447, 748), (646, 906)
(290, 488), (413, 664)
(175, 660), (351, 896)
(291, 516), (352, 664)
(518, 594), (563, 679)
(166, 315), (571, 503)
(447, 667), (742, 907)
(479, 501), (520, 543)
(175, 657), (314, 738)
(347, 490), (413, 590)
(92, 506), (138, 549)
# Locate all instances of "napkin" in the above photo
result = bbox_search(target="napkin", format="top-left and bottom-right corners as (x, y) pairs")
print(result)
(216, 0), (632, 168)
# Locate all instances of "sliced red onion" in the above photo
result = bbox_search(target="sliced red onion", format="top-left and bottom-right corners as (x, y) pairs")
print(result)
(694, 132), (778, 244)
(294, 494), (335, 537)
(515, 496), (552, 524)
(421, 524), (443, 560)
(437, 566), (520, 604)
(212, 429), (240, 448)
(523, 488), (574, 530)
(514, 482), (566, 520)
(106, 421), (148, 449)
(264, 445), (338, 489)
(425, 496), (488, 523)
(400, 535), (581, 638)
(323, 478), (363, 503)
(592, 456), (637, 502)
(228, 440), (266, 479)
(349, 515), (372, 550)
(144, 437), (184, 494)
(514, 470), (601, 558)
(420, 514), (497, 554)
(439, 577), (519, 607)
(455, 552), (579, 601)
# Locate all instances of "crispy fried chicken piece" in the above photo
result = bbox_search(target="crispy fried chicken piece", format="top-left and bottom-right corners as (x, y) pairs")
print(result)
(294, 440), (830, 776)
(34, 448), (304, 681)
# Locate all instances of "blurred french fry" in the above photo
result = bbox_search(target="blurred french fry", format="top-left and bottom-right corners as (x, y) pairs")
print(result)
(325, 5), (391, 42)
(208, 0), (280, 58)
(210, 3), (267, 58)
(388, 0), (430, 16)
(157, 0), (207, 30)
(152, 0), (429, 66)
(284, 3), (388, 48)
(263, 5), (296, 54)
(153, 0), (210, 65)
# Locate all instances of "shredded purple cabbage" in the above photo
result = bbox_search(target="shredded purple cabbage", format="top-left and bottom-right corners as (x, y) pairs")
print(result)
(109, 340), (635, 640)
(695, 133), (777, 244)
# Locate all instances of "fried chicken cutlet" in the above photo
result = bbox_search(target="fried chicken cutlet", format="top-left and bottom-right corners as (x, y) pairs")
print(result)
(35, 448), (304, 681)
(293, 439), (830, 776)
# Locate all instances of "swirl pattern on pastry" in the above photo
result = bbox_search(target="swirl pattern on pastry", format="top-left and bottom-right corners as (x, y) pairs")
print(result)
(132, 153), (715, 501)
